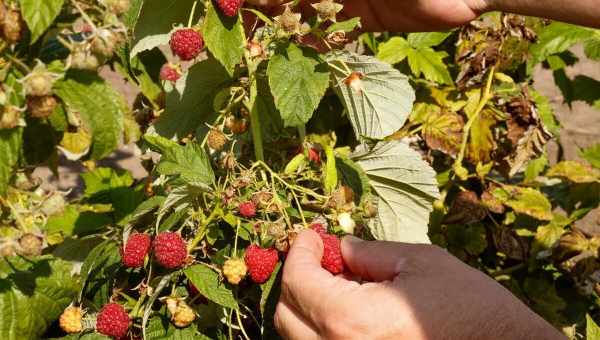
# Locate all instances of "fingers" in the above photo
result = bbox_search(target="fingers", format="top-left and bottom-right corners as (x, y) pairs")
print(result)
(281, 229), (337, 313)
(274, 301), (320, 340)
(341, 236), (421, 282)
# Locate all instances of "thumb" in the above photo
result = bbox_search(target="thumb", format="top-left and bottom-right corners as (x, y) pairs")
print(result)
(341, 236), (417, 281)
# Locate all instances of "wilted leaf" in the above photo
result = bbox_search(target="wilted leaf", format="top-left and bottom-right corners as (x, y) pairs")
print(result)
(328, 51), (415, 140)
(421, 110), (464, 157)
(268, 43), (329, 127)
(587, 314), (600, 340)
(446, 223), (487, 256)
(467, 109), (496, 163)
(443, 191), (486, 225)
(531, 214), (568, 256)
(492, 185), (553, 221)
(547, 161), (600, 183)
(354, 141), (440, 243)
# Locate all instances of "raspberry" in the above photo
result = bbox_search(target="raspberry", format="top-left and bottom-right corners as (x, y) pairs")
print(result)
(224, 115), (248, 134)
(319, 233), (344, 274)
(23, 66), (54, 97)
(69, 50), (100, 70)
(307, 148), (321, 164)
(121, 233), (151, 268)
(165, 297), (196, 328)
(159, 63), (182, 82)
(3, 9), (23, 44)
(59, 306), (83, 334)
(169, 28), (203, 61)
(103, 0), (131, 15)
(216, 0), (244, 17)
(153, 232), (188, 269)
(27, 95), (57, 118)
(18, 233), (43, 256)
(207, 129), (228, 151)
(91, 29), (120, 58)
(96, 303), (130, 338)
(0, 106), (21, 129)
(244, 244), (278, 283)
(238, 201), (256, 218)
(222, 258), (247, 284)
(310, 223), (326, 235)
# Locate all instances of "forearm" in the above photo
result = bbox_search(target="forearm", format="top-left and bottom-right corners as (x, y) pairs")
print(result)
(484, 0), (600, 28)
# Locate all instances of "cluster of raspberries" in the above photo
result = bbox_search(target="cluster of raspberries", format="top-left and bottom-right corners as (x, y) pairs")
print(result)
(121, 232), (187, 269)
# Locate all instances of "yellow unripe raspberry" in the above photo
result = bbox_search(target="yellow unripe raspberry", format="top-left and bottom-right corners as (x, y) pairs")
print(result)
(59, 306), (83, 334)
(222, 258), (247, 285)
(165, 297), (196, 328)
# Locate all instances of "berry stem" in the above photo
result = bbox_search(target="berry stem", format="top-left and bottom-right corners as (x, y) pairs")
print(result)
(188, 1), (198, 28)
(235, 308), (251, 340)
(454, 66), (496, 173)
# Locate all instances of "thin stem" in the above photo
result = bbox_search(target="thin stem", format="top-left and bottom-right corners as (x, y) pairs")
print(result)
(253, 161), (328, 200)
(188, 1), (198, 28)
(235, 308), (251, 340)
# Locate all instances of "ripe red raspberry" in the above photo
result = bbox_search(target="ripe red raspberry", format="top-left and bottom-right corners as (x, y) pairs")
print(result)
(216, 0), (244, 17)
(153, 232), (187, 269)
(310, 223), (326, 235)
(244, 244), (278, 283)
(318, 233), (344, 274)
(121, 233), (151, 268)
(96, 303), (130, 338)
(238, 201), (256, 218)
(169, 28), (203, 61)
(159, 63), (181, 82)
(308, 148), (321, 164)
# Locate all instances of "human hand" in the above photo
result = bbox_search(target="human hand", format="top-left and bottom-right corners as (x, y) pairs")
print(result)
(245, 0), (490, 32)
(275, 230), (565, 340)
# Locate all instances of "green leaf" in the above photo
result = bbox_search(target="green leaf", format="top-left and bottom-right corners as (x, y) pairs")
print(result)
(79, 240), (121, 306)
(336, 155), (371, 204)
(407, 31), (452, 48)
(492, 185), (553, 221)
(82, 167), (134, 198)
(184, 265), (238, 309)
(376, 37), (411, 65)
(260, 262), (281, 315)
(326, 17), (361, 33)
(580, 143), (600, 169)
(18, 0), (64, 43)
(354, 141), (440, 243)
(203, 1), (245, 75)
(145, 136), (214, 188)
(122, 0), (144, 29)
(523, 154), (548, 183)
(0, 128), (22, 195)
(531, 214), (568, 256)
(45, 205), (112, 238)
(154, 58), (231, 138)
(130, 32), (171, 59)
(528, 22), (591, 72)
(133, 0), (201, 44)
(584, 31), (600, 61)
(0, 256), (79, 340)
(268, 43), (329, 127)
(146, 315), (212, 340)
(54, 72), (125, 160)
(328, 51), (415, 140)
(254, 74), (284, 143)
(546, 161), (600, 183)
(587, 315), (600, 340)
(531, 90), (560, 136)
(406, 48), (453, 84)
(446, 223), (487, 256)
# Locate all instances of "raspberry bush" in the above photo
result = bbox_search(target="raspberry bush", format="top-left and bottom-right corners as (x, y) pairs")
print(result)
(0, 0), (599, 339)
